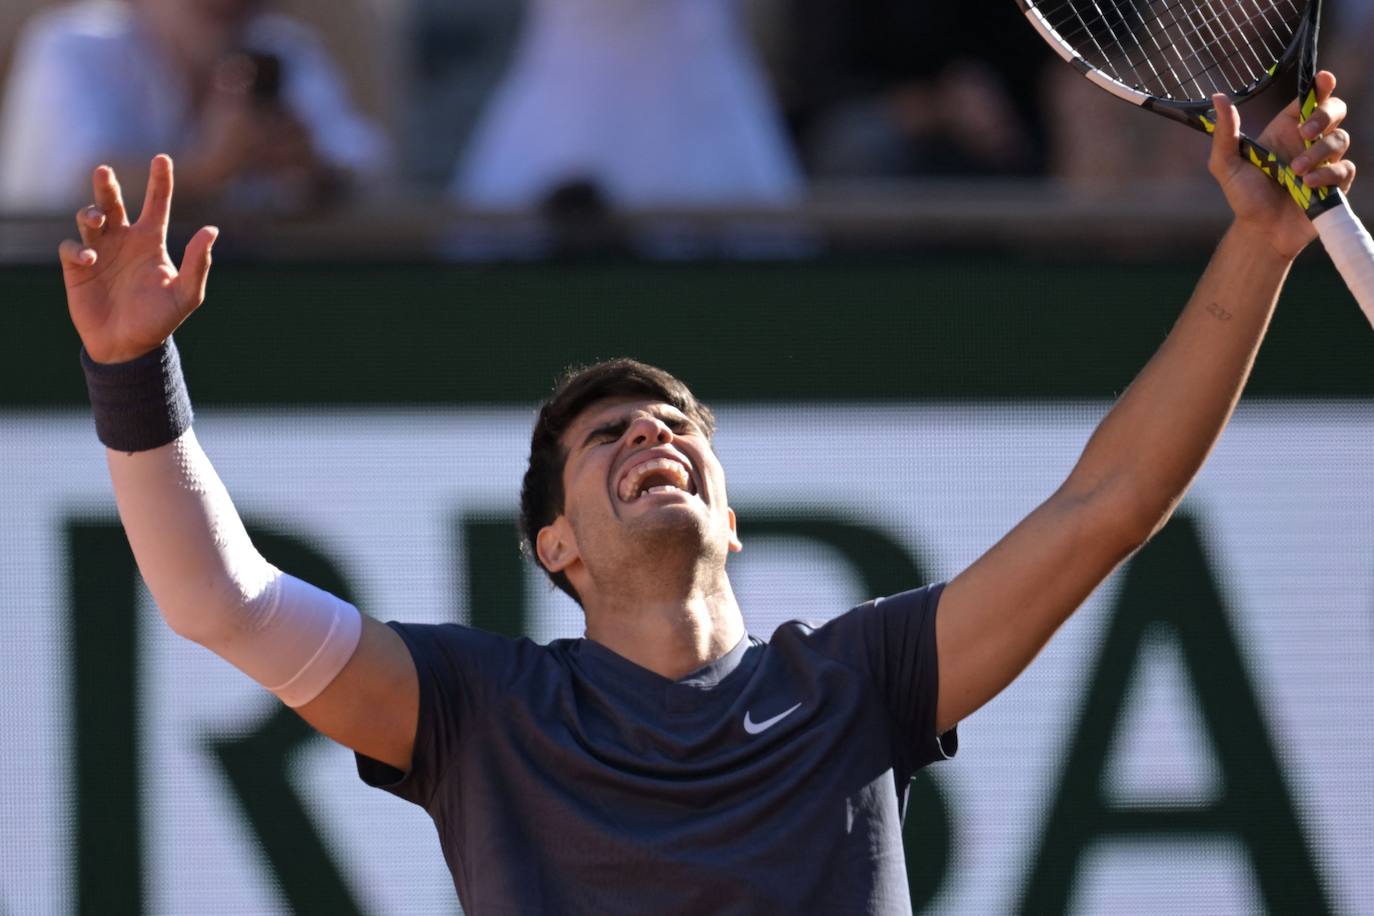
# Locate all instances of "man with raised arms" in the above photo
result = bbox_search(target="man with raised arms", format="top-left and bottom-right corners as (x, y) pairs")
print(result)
(62, 76), (1356, 912)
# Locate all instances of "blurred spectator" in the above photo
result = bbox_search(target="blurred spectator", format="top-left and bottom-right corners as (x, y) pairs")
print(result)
(0, 2), (48, 99)
(776, 0), (1053, 179)
(403, 0), (524, 188)
(0, 0), (390, 214)
(452, 0), (802, 209)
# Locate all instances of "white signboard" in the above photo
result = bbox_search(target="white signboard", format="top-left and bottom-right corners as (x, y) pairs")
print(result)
(2, 404), (1371, 914)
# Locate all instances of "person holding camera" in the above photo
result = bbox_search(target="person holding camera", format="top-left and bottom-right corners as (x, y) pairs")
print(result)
(0, 0), (389, 213)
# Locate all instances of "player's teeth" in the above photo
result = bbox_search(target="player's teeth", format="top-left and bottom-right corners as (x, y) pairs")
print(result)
(618, 457), (692, 502)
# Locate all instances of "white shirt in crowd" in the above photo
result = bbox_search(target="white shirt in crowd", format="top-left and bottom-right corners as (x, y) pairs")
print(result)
(454, 0), (802, 208)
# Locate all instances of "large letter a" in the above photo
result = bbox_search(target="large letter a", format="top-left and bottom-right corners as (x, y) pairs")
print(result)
(1018, 515), (1329, 915)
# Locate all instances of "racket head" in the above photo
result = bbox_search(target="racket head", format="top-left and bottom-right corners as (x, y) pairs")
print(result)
(1018, 0), (1316, 125)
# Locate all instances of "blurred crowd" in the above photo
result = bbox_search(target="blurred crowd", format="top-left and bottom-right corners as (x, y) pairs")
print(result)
(1, 0), (1372, 216)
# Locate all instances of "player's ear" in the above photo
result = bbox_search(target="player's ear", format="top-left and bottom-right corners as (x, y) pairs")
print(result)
(536, 516), (579, 573)
(727, 508), (742, 553)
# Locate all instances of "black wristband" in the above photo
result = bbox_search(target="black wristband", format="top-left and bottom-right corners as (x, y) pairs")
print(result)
(80, 338), (194, 452)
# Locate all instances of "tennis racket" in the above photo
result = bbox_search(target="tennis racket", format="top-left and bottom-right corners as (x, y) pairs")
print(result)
(1017, 0), (1374, 328)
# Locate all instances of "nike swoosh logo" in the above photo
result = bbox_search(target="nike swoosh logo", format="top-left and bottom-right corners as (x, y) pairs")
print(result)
(743, 702), (802, 735)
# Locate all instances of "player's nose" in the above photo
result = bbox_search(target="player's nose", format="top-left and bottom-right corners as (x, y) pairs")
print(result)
(627, 415), (673, 447)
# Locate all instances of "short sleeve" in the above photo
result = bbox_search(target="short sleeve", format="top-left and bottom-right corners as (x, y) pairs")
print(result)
(820, 584), (957, 776)
(354, 622), (524, 810)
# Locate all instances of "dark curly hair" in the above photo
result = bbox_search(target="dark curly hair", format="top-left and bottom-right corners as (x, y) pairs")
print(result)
(519, 359), (716, 605)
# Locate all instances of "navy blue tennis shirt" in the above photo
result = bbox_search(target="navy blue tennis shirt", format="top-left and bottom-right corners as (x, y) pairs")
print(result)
(356, 584), (957, 914)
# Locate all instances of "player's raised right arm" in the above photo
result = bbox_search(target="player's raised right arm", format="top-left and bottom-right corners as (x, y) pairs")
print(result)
(63, 157), (418, 771)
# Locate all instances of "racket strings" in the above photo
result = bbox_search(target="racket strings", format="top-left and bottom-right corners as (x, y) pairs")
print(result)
(1095, 0), (1185, 93)
(1049, 0), (1278, 78)
(1073, 0), (1296, 96)
(1033, 0), (1304, 100)
(1168, 0), (1279, 94)
(1095, 0), (1288, 93)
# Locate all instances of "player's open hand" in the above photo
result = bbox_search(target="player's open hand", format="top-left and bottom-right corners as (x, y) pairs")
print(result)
(1209, 70), (1356, 259)
(60, 155), (218, 364)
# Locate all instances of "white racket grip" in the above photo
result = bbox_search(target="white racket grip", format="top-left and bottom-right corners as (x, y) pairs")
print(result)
(1313, 197), (1374, 331)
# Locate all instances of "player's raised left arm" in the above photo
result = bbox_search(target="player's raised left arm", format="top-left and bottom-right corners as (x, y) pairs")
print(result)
(931, 73), (1356, 734)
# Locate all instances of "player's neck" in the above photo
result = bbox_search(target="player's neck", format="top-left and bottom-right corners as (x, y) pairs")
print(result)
(583, 574), (745, 682)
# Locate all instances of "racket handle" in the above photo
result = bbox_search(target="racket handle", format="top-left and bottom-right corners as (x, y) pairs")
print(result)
(1312, 194), (1374, 331)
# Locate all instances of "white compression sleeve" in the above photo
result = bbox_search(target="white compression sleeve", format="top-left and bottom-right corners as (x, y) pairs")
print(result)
(107, 428), (362, 707)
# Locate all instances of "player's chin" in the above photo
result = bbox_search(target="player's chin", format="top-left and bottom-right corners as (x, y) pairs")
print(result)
(628, 504), (707, 535)
(624, 497), (711, 536)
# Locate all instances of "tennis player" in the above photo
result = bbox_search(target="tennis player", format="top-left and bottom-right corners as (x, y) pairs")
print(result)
(62, 74), (1355, 913)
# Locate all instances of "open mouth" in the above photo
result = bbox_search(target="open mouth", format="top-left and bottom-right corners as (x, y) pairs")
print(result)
(616, 456), (699, 503)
